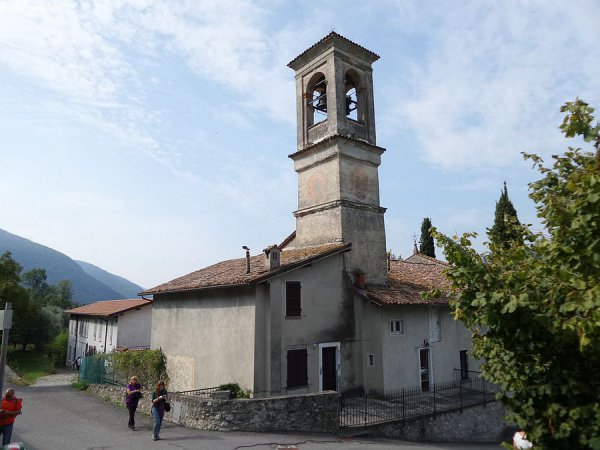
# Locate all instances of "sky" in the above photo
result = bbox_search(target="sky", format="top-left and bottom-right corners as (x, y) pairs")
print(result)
(1, 0), (599, 289)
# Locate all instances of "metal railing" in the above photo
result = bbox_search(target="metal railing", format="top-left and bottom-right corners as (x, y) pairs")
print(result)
(340, 370), (498, 428)
(175, 386), (221, 397)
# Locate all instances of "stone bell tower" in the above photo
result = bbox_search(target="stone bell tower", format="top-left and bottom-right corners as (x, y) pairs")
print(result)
(288, 32), (388, 285)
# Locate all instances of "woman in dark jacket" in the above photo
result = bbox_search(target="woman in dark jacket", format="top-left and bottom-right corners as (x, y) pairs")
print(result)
(150, 380), (168, 441)
(125, 376), (143, 430)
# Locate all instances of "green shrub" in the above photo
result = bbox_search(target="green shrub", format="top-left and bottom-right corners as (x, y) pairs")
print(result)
(218, 383), (250, 399)
(111, 349), (169, 388)
(72, 380), (89, 391)
(46, 329), (68, 367)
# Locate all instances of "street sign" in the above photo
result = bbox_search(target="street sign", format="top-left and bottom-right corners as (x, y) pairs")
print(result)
(0, 309), (12, 330)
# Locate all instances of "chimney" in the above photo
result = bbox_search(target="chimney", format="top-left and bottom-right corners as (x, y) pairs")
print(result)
(242, 246), (250, 274)
(263, 245), (281, 271)
(354, 271), (366, 289)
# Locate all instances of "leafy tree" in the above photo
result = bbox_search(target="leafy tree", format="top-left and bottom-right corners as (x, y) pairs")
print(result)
(419, 217), (435, 257)
(0, 252), (29, 347)
(47, 329), (69, 367)
(489, 181), (522, 248)
(21, 268), (50, 297)
(432, 99), (600, 450)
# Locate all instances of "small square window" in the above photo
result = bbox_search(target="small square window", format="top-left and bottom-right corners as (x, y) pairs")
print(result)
(390, 319), (404, 335)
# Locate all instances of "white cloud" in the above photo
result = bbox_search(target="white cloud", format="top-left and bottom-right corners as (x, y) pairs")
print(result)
(381, 0), (600, 171)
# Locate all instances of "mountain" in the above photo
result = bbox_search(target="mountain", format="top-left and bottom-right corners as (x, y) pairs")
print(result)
(75, 260), (143, 299)
(0, 229), (142, 304)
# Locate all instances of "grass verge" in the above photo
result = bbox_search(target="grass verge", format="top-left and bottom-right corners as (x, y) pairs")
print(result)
(7, 349), (55, 385)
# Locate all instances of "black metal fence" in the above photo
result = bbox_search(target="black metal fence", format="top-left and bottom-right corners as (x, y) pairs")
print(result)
(340, 370), (498, 428)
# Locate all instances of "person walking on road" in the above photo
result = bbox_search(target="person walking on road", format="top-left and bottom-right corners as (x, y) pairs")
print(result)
(125, 376), (143, 430)
(150, 380), (168, 441)
(0, 388), (22, 445)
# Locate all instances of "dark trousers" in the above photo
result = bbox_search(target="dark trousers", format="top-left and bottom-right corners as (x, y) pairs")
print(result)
(127, 404), (138, 428)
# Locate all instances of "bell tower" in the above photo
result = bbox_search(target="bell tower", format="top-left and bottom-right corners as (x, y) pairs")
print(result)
(288, 32), (388, 285)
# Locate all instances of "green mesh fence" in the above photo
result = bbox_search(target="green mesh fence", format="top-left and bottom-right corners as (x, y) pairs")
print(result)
(78, 355), (125, 385)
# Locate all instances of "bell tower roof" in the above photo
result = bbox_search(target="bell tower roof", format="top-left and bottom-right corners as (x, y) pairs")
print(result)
(288, 32), (379, 70)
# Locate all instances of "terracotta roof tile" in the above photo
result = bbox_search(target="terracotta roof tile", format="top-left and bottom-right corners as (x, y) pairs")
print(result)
(288, 32), (379, 69)
(142, 242), (351, 295)
(364, 258), (451, 306)
(66, 299), (152, 316)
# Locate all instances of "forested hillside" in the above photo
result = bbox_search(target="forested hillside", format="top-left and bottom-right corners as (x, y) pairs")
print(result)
(0, 229), (139, 304)
(75, 260), (143, 298)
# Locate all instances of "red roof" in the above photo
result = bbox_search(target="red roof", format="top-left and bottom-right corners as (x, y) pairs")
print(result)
(363, 258), (452, 306)
(142, 242), (351, 295)
(66, 299), (152, 317)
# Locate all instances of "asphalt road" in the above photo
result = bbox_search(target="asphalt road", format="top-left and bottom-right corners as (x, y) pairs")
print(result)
(8, 372), (501, 450)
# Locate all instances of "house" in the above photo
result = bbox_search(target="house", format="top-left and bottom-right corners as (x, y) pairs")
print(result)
(65, 298), (152, 364)
(142, 32), (477, 396)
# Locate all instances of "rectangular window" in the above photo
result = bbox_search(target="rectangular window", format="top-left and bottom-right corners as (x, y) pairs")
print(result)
(368, 353), (375, 366)
(390, 319), (404, 335)
(429, 307), (441, 343)
(109, 321), (113, 345)
(287, 348), (308, 388)
(286, 281), (301, 317)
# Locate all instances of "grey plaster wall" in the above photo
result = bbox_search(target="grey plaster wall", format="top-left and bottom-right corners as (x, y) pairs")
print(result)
(380, 305), (477, 390)
(88, 384), (339, 433)
(151, 287), (256, 392)
(370, 401), (509, 444)
(117, 305), (152, 349)
(264, 253), (358, 396)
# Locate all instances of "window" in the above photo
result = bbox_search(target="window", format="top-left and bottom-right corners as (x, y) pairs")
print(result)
(390, 319), (404, 335)
(368, 353), (375, 366)
(286, 281), (301, 318)
(109, 321), (113, 345)
(428, 307), (441, 343)
(287, 348), (308, 388)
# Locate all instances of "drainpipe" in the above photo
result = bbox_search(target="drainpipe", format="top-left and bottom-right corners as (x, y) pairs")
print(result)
(98, 317), (109, 354)
(73, 316), (79, 361)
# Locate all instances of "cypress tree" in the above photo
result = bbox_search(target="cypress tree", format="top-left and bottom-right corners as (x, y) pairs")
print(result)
(489, 181), (521, 248)
(419, 217), (436, 257)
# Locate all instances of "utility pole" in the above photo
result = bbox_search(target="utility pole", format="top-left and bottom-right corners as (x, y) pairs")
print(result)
(0, 302), (13, 396)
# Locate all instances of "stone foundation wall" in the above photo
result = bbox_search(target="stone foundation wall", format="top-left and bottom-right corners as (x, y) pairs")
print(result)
(370, 401), (511, 443)
(88, 384), (339, 433)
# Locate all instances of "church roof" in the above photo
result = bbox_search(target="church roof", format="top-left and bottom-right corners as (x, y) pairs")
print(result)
(287, 31), (379, 70)
(141, 242), (351, 295)
(362, 258), (452, 306)
(66, 299), (152, 317)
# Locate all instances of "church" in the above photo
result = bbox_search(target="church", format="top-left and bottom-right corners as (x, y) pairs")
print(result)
(142, 33), (476, 397)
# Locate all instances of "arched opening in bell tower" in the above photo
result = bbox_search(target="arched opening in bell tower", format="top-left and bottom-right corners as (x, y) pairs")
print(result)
(306, 73), (327, 126)
(344, 70), (360, 122)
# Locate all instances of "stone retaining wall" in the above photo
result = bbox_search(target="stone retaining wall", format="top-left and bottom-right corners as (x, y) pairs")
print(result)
(369, 401), (511, 443)
(88, 384), (339, 433)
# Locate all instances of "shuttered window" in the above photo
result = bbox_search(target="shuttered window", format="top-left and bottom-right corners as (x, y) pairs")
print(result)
(286, 281), (301, 317)
(287, 348), (308, 388)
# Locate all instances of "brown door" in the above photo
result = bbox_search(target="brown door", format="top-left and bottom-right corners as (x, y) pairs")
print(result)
(322, 346), (337, 391)
(419, 348), (430, 392)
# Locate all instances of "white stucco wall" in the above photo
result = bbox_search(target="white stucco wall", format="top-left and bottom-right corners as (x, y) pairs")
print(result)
(151, 286), (256, 392)
(66, 316), (118, 362)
